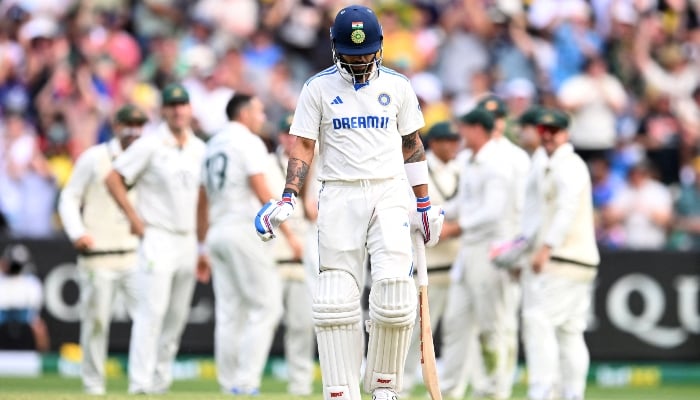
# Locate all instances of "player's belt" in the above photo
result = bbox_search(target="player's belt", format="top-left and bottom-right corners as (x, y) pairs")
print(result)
(277, 259), (302, 265)
(80, 249), (137, 257)
(412, 265), (451, 275)
(550, 256), (597, 268)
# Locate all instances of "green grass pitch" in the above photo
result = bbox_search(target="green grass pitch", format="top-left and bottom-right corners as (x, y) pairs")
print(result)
(0, 375), (699, 399)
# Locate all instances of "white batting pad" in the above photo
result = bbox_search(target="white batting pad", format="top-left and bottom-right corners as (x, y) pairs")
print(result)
(364, 277), (417, 393)
(313, 270), (364, 400)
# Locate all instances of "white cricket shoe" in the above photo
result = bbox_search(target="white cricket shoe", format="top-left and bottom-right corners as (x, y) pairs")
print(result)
(372, 388), (398, 400)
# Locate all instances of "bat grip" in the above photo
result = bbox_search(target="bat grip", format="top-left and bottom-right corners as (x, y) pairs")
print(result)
(413, 233), (428, 286)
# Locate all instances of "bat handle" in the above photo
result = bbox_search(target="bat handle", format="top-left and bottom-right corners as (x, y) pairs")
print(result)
(413, 233), (428, 287)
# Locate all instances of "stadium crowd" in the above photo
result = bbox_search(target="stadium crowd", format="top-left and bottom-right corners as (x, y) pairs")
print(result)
(0, 0), (699, 250)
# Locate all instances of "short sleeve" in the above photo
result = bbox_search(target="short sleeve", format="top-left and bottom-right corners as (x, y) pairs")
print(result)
(290, 83), (322, 141)
(243, 136), (269, 176)
(113, 137), (156, 185)
(397, 80), (425, 136)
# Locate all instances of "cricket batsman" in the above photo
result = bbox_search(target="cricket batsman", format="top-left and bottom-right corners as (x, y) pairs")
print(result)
(254, 5), (444, 400)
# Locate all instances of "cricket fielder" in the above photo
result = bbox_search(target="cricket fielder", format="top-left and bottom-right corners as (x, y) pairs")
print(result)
(57, 105), (146, 395)
(105, 84), (206, 394)
(197, 93), (284, 395)
(521, 109), (599, 400)
(440, 108), (513, 400)
(478, 95), (531, 398)
(263, 113), (315, 396)
(254, 5), (444, 400)
(402, 121), (461, 397)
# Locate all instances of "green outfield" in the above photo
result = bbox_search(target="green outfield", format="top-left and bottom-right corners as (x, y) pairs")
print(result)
(0, 375), (699, 400)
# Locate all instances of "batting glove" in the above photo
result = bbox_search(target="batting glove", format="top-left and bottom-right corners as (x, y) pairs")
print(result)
(254, 192), (296, 241)
(489, 235), (532, 269)
(410, 196), (444, 247)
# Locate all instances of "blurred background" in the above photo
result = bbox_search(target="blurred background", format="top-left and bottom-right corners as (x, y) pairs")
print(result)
(0, 0), (698, 390)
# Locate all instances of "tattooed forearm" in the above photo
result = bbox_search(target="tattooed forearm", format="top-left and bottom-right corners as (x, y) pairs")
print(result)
(286, 157), (310, 193)
(402, 131), (425, 163)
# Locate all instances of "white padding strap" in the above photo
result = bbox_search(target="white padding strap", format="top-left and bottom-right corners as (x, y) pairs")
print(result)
(404, 160), (429, 187)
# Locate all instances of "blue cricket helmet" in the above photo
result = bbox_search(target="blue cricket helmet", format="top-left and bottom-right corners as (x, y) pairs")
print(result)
(330, 5), (383, 56)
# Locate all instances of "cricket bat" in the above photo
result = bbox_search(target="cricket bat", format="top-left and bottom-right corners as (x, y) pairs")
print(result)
(413, 234), (443, 400)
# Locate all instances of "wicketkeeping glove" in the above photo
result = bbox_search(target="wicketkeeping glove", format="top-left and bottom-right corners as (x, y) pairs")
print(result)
(410, 196), (444, 247)
(489, 235), (532, 269)
(254, 192), (296, 241)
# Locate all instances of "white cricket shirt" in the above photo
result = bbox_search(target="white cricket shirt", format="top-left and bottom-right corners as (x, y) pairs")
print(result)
(492, 137), (531, 238)
(114, 124), (205, 234)
(290, 65), (425, 181)
(202, 121), (269, 226)
(58, 139), (139, 269)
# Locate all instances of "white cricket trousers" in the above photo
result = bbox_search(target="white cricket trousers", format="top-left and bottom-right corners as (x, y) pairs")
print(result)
(128, 227), (197, 394)
(522, 270), (592, 400)
(441, 241), (515, 399)
(78, 263), (138, 394)
(281, 275), (315, 395)
(207, 222), (283, 393)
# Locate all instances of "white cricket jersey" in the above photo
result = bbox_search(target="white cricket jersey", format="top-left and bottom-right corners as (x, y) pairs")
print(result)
(492, 137), (531, 238)
(58, 139), (138, 269)
(455, 140), (511, 243)
(114, 124), (205, 234)
(202, 121), (268, 226)
(290, 65), (425, 181)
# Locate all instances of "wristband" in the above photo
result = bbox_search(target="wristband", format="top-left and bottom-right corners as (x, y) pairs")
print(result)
(282, 188), (298, 197)
(198, 242), (208, 256)
(404, 160), (429, 186)
(416, 196), (431, 212)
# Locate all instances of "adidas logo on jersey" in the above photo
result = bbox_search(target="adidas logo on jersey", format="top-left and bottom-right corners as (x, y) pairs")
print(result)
(330, 96), (344, 105)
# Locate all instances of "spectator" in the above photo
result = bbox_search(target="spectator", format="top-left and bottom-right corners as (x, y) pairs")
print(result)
(606, 160), (674, 249)
(0, 109), (57, 237)
(0, 244), (49, 352)
(182, 44), (234, 138)
(636, 89), (684, 184)
(558, 55), (627, 161)
(435, 1), (489, 99)
(589, 156), (625, 248)
(547, 0), (604, 91)
(671, 156), (700, 250)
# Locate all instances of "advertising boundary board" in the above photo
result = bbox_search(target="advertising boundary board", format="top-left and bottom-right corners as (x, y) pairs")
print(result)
(1, 239), (698, 361)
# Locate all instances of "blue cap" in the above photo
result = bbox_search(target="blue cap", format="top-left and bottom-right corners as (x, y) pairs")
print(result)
(330, 5), (383, 56)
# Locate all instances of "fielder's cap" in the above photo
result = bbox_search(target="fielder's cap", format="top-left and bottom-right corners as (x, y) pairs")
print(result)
(476, 94), (508, 118)
(278, 112), (294, 133)
(535, 108), (569, 130)
(518, 106), (541, 126)
(459, 108), (494, 131)
(161, 83), (190, 105)
(331, 5), (383, 55)
(115, 104), (148, 125)
(426, 121), (459, 141)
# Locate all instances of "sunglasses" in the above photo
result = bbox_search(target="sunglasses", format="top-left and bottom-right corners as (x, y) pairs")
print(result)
(536, 125), (561, 136)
